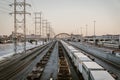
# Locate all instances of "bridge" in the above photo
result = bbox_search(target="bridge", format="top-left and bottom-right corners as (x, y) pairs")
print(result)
(54, 33), (71, 39)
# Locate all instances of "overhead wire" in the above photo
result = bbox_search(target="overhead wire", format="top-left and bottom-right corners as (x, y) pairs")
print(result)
(27, 0), (35, 34)
(0, 0), (12, 4)
(29, 0), (35, 11)
(0, 9), (9, 13)
(0, 1), (9, 5)
(0, 5), (12, 11)
(0, 0), (13, 14)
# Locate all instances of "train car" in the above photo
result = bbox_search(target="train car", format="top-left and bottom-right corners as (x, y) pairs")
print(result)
(72, 52), (86, 66)
(82, 62), (104, 80)
(70, 49), (80, 61)
(103, 42), (119, 49)
(61, 41), (80, 60)
(61, 41), (75, 57)
(66, 45), (79, 59)
(72, 52), (92, 73)
(67, 45), (76, 50)
(89, 71), (115, 80)
(78, 56), (92, 73)
(61, 41), (115, 80)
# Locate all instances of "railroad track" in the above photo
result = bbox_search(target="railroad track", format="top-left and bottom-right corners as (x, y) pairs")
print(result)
(57, 42), (72, 80)
(27, 41), (57, 80)
(0, 41), (54, 80)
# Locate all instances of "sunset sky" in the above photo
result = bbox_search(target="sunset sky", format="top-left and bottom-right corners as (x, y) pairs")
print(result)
(0, 0), (120, 36)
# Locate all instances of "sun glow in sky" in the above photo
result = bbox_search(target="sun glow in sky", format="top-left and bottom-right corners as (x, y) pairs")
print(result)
(0, 0), (120, 36)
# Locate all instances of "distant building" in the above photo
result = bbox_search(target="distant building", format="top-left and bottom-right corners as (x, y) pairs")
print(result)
(0, 35), (9, 43)
(8, 32), (24, 42)
(71, 34), (83, 42)
(102, 34), (119, 41)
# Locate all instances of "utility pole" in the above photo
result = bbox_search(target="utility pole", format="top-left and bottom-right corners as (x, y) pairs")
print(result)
(81, 27), (82, 36)
(13, 0), (17, 54)
(23, 0), (26, 53)
(35, 13), (37, 45)
(50, 27), (54, 38)
(45, 20), (50, 42)
(50, 27), (53, 38)
(45, 20), (48, 38)
(94, 20), (96, 45)
(49, 27), (52, 38)
(42, 19), (47, 44)
(40, 13), (42, 38)
(48, 22), (51, 38)
(35, 13), (37, 37)
(81, 27), (83, 44)
(34, 12), (42, 40)
(10, 0), (31, 54)
(86, 24), (88, 36)
(94, 20), (96, 37)
(47, 22), (50, 41)
(42, 20), (48, 38)
(42, 20), (44, 38)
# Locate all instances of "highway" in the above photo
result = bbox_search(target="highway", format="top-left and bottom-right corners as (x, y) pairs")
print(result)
(0, 42), (53, 80)
(0, 40), (118, 80)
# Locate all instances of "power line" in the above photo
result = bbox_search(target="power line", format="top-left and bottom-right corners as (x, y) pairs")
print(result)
(0, 7), (10, 13)
(0, 1), (12, 8)
(0, 1), (9, 5)
(34, 12), (42, 37)
(0, 1), (13, 12)
(0, 9), (9, 13)
(0, 5), (12, 11)
(0, 0), (12, 4)
(10, 0), (31, 54)
(29, 0), (35, 12)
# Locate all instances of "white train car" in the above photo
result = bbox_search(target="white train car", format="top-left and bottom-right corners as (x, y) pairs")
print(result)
(61, 40), (80, 60)
(90, 71), (115, 80)
(70, 50), (80, 61)
(67, 46), (79, 59)
(78, 56), (92, 73)
(82, 62), (104, 80)
(61, 41), (115, 80)
(67, 46), (75, 58)
(61, 41), (74, 58)
(73, 52), (85, 65)
(72, 52), (92, 73)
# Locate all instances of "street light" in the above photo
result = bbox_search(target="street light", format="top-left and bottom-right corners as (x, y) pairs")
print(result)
(86, 24), (88, 36)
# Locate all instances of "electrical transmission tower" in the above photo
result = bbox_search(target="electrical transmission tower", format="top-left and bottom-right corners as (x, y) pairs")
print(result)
(34, 12), (42, 40)
(42, 19), (47, 38)
(10, 0), (31, 54)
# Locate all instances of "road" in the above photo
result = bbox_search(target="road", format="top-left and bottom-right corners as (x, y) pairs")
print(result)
(0, 42), (53, 80)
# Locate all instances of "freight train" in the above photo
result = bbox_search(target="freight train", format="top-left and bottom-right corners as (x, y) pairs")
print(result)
(61, 40), (115, 80)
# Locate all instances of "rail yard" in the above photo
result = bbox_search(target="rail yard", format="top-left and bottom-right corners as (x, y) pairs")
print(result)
(0, 40), (119, 80)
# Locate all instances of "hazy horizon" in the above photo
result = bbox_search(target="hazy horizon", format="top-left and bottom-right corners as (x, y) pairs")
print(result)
(0, 0), (120, 36)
